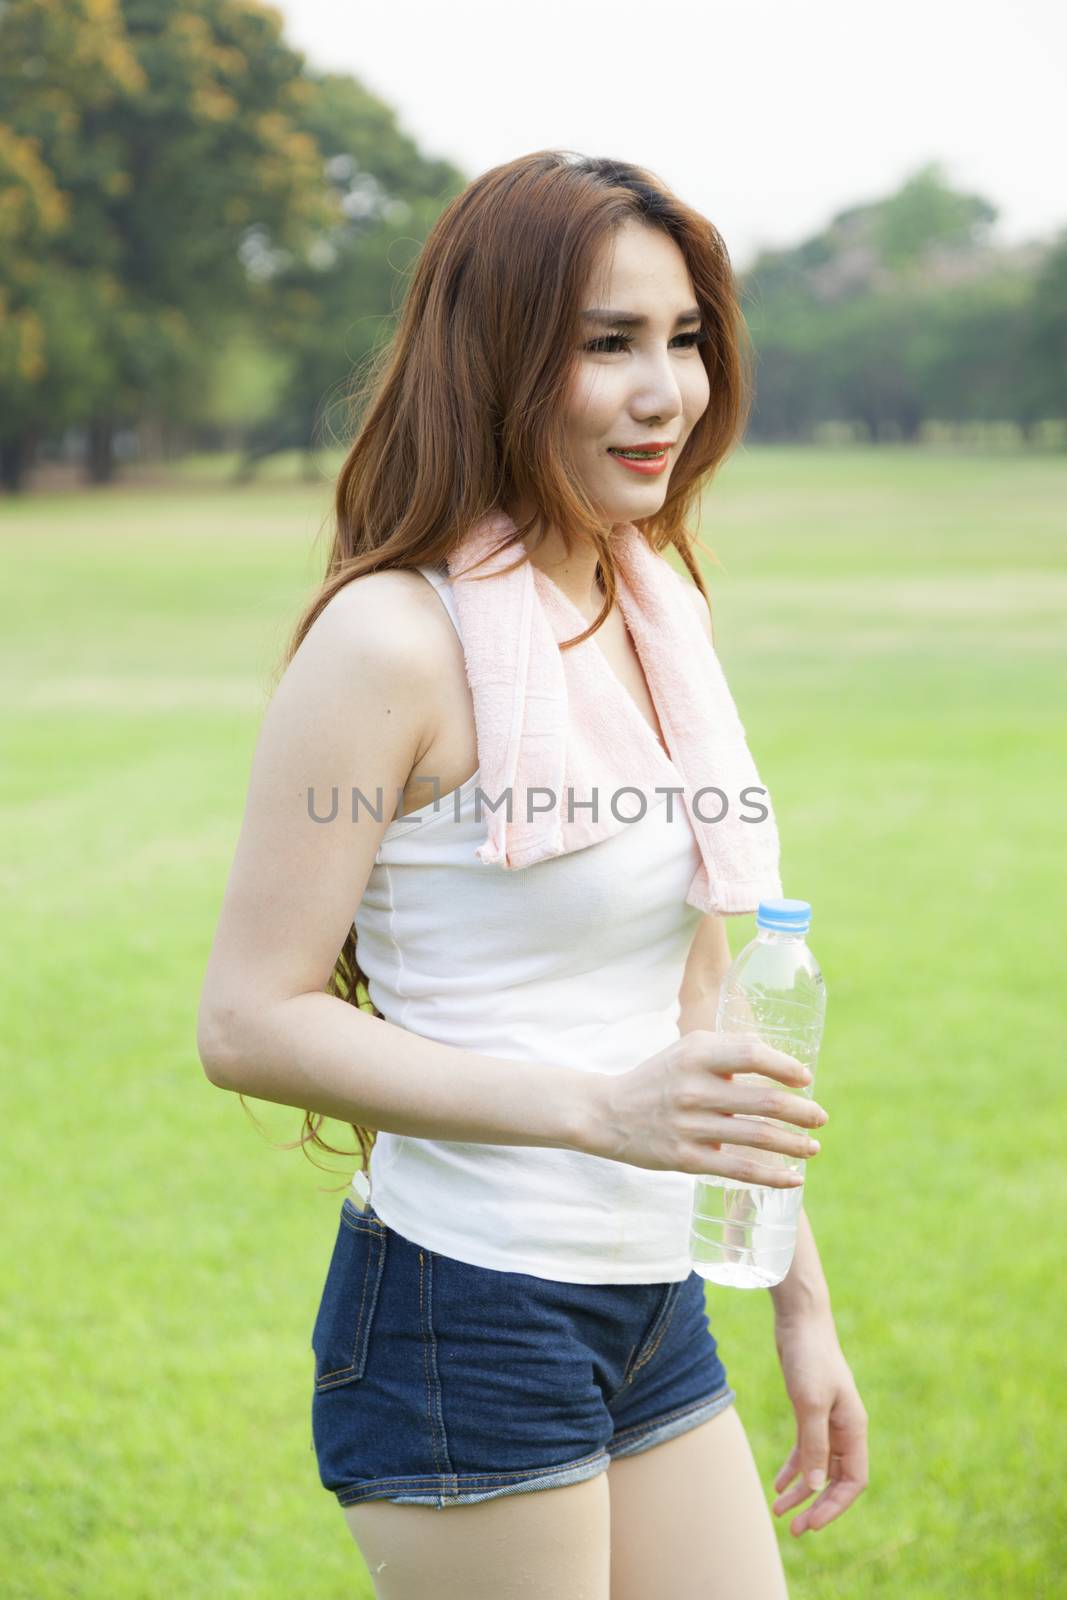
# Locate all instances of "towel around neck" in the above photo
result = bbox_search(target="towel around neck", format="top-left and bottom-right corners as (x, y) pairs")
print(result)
(443, 510), (784, 915)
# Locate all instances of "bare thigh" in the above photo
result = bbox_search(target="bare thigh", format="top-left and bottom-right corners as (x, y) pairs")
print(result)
(607, 1402), (789, 1600)
(342, 1472), (612, 1600)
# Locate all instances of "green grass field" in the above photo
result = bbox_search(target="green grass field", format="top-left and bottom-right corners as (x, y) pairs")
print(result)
(2, 445), (1063, 1597)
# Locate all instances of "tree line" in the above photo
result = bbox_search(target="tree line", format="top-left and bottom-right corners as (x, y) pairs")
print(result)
(1, 0), (1064, 493)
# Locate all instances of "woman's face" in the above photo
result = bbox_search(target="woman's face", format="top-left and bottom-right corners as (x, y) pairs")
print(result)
(564, 218), (711, 521)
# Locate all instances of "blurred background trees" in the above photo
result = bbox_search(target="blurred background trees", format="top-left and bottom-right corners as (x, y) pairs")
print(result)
(1, 0), (1064, 492)
(742, 162), (1065, 445)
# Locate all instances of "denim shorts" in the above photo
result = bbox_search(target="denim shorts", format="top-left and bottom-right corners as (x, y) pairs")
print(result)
(310, 1196), (736, 1510)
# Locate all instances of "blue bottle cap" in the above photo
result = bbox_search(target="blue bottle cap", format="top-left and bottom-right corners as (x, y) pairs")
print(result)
(756, 897), (812, 933)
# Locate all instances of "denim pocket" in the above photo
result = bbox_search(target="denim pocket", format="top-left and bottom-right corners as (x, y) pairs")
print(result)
(311, 1198), (387, 1391)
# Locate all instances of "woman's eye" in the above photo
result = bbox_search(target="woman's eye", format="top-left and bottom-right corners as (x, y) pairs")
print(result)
(584, 330), (709, 354)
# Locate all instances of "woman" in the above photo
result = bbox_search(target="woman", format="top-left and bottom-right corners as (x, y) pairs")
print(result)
(197, 150), (867, 1598)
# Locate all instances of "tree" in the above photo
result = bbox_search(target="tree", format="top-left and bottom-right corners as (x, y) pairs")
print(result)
(226, 68), (467, 479)
(0, 0), (333, 488)
(1023, 228), (1067, 428)
(742, 163), (1055, 442)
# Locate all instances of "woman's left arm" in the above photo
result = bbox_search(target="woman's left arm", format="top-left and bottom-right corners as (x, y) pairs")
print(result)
(769, 1204), (831, 1320)
(676, 895), (869, 1539)
(768, 1207), (870, 1537)
(674, 579), (869, 1534)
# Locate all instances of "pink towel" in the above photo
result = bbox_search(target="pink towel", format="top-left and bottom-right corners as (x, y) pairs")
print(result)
(445, 510), (783, 916)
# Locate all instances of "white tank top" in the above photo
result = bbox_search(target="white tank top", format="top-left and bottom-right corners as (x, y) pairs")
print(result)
(351, 561), (705, 1283)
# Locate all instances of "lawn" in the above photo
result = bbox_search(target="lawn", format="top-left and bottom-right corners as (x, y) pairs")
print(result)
(1, 444), (1062, 1596)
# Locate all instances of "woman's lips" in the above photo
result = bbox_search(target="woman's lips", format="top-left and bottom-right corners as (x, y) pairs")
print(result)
(606, 447), (669, 476)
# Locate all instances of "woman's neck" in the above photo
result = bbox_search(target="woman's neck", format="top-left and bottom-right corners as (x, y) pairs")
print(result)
(517, 524), (608, 616)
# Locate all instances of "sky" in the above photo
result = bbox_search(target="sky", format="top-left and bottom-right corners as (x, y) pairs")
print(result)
(270, 0), (1066, 271)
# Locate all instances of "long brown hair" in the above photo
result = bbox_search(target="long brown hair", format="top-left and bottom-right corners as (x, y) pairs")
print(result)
(248, 148), (754, 1184)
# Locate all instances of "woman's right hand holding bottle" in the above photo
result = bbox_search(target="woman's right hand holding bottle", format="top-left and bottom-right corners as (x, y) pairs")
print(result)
(583, 1029), (829, 1185)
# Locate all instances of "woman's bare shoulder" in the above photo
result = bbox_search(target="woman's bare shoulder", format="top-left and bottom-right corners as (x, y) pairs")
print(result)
(310, 565), (453, 677)
(266, 568), (453, 776)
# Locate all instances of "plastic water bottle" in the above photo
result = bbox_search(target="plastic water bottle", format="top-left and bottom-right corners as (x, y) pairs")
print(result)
(689, 898), (826, 1288)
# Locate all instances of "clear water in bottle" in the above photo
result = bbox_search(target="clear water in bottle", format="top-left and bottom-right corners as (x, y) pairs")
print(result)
(689, 897), (826, 1289)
